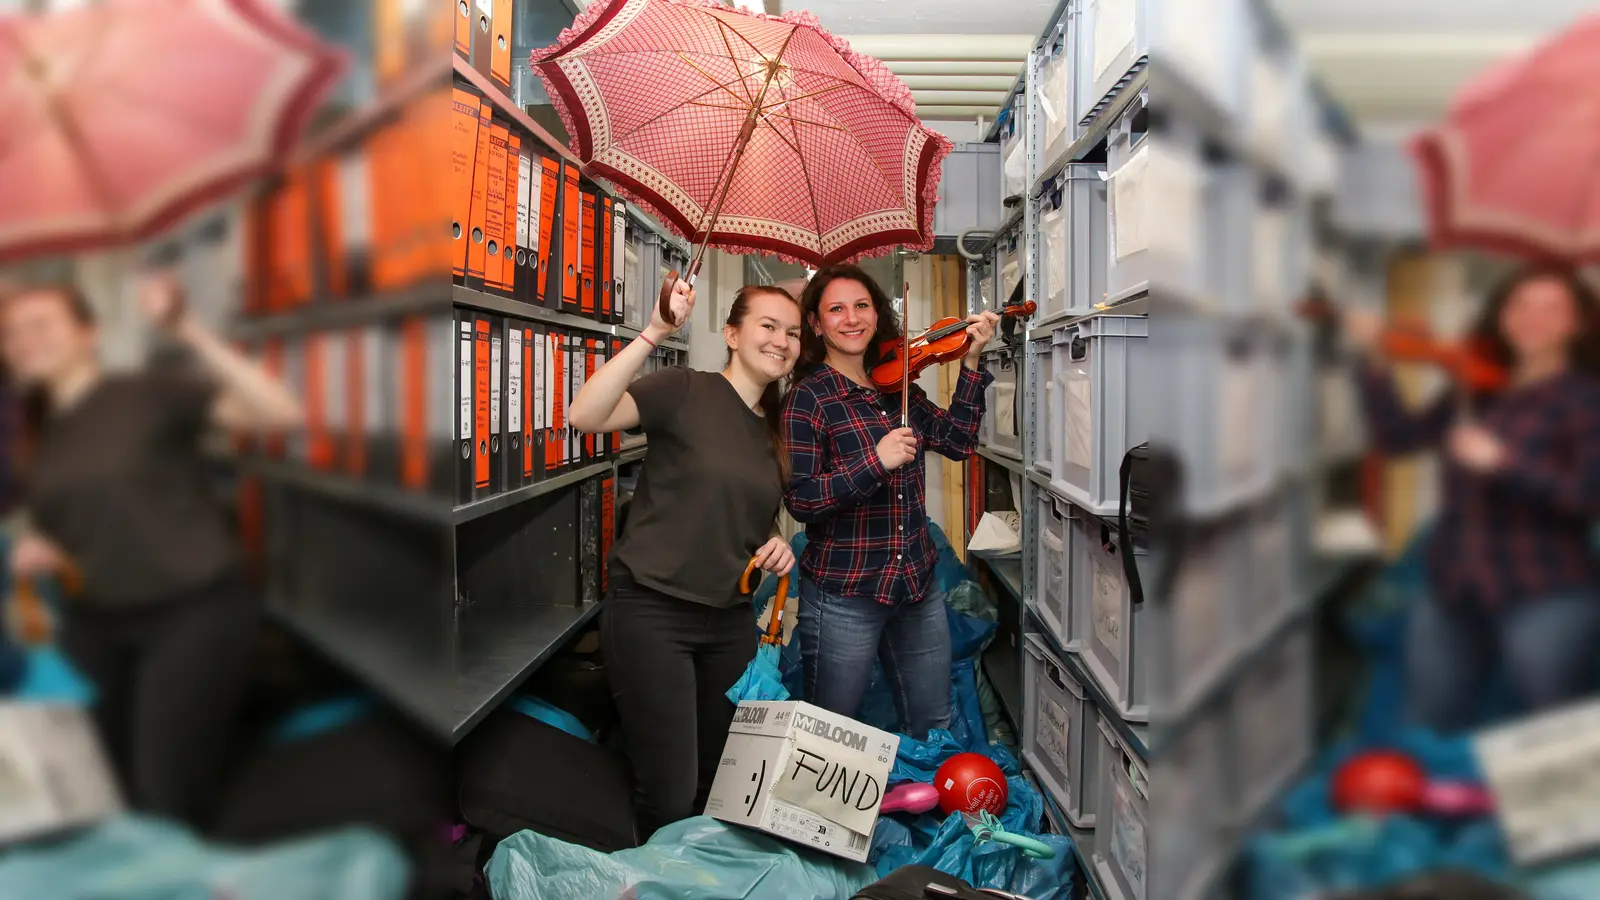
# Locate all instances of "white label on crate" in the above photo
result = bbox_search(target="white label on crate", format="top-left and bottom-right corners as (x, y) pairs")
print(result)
(771, 726), (885, 838)
(1093, 556), (1123, 658)
(1111, 145), (1149, 260)
(1112, 770), (1148, 896)
(475, 0), (492, 15)
(1039, 696), (1071, 780)
(459, 321), (472, 440)
(1094, 0), (1137, 81)
(1219, 357), (1257, 479)
(995, 380), (1017, 439)
(1043, 206), (1067, 313)
(1147, 143), (1200, 272)
(1255, 207), (1285, 302)
(1473, 697), (1600, 866)
(1065, 369), (1094, 471)
(1177, 544), (1223, 680)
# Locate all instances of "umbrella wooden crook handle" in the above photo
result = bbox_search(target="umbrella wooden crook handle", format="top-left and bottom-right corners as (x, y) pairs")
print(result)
(9, 579), (53, 646)
(740, 557), (791, 644)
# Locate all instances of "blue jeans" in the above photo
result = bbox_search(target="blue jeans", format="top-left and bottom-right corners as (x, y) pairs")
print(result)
(1407, 587), (1600, 733)
(797, 579), (952, 740)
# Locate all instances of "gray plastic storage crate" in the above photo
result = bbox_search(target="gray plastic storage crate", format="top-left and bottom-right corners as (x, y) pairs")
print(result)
(982, 347), (1022, 458)
(1150, 706), (1228, 900)
(1071, 507), (1149, 721)
(1228, 623), (1313, 825)
(1104, 97), (1150, 303)
(1023, 634), (1100, 828)
(1031, 334), (1060, 473)
(1244, 486), (1308, 641)
(933, 143), (1004, 239)
(1093, 716), (1149, 900)
(1171, 316), (1275, 517)
(1034, 492), (1071, 648)
(1037, 6), (1096, 165)
(1053, 314), (1152, 518)
(1152, 519), (1250, 717)
(1082, 0), (1148, 117)
(1039, 164), (1110, 319)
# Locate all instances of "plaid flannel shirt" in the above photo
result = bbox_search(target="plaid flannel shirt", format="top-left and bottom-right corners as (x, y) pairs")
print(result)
(783, 363), (993, 604)
(1357, 366), (1600, 608)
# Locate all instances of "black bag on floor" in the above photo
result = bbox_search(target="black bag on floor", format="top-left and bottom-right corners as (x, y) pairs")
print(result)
(208, 709), (467, 898)
(456, 705), (638, 854)
(852, 865), (1033, 900)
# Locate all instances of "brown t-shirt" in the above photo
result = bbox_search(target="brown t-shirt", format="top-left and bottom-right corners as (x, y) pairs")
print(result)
(610, 367), (782, 608)
(27, 371), (240, 608)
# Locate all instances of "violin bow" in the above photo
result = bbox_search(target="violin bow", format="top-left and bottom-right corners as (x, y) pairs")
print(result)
(902, 283), (911, 429)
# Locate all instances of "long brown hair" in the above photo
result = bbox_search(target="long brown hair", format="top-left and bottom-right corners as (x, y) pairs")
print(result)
(1466, 263), (1600, 390)
(0, 281), (98, 466)
(725, 284), (799, 483)
(795, 264), (903, 382)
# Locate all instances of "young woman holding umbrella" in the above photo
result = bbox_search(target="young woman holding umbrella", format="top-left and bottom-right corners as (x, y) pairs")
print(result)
(1345, 263), (1600, 731)
(782, 264), (1000, 740)
(567, 278), (801, 840)
(1, 273), (303, 827)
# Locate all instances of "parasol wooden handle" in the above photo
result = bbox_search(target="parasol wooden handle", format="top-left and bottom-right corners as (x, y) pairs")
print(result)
(9, 580), (53, 646)
(740, 557), (791, 645)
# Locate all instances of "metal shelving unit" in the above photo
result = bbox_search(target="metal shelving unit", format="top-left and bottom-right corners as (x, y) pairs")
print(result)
(225, 38), (690, 748)
(959, 1), (1362, 897)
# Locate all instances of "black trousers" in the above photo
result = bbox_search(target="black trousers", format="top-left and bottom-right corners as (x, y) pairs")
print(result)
(601, 569), (755, 840)
(58, 574), (261, 828)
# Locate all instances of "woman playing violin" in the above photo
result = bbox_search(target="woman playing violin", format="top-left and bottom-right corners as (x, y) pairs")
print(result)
(568, 279), (800, 840)
(781, 264), (1000, 740)
(1347, 263), (1600, 731)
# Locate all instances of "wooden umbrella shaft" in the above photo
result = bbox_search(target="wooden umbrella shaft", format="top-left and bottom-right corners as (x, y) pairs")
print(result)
(658, 54), (788, 324)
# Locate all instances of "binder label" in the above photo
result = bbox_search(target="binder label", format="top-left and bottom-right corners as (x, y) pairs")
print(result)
(459, 319), (472, 440)
(509, 327), (523, 434)
(490, 329), (503, 437)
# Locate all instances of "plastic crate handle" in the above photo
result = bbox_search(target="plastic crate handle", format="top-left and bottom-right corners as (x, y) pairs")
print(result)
(1045, 658), (1068, 693)
(1069, 335), (1087, 361)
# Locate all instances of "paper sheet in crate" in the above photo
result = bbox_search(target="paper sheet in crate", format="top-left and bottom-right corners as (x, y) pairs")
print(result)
(705, 700), (900, 863)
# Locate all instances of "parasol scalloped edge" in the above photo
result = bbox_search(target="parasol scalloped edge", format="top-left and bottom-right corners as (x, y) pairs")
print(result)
(528, 0), (952, 269)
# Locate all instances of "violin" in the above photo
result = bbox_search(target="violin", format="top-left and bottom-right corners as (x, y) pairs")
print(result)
(1297, 298), (1508, 392)
(869, 301), (1037, 393)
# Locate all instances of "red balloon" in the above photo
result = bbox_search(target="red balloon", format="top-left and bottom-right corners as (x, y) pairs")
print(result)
(934, 753), (1009, 816)
(1331, 750), (1427, 815)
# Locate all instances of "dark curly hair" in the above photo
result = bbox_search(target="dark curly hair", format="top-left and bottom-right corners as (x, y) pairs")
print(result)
(794, 264), (903, 381)
(1466, 262), (1600, 388)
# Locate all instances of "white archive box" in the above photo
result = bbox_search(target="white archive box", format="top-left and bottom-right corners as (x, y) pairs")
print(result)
(705, 700), (900, 863)
(0, 702), (125, 844)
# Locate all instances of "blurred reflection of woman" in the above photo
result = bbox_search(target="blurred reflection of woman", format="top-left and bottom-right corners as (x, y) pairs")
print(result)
(1347, 264), (1600, 731)
(1, 273), (302, 826)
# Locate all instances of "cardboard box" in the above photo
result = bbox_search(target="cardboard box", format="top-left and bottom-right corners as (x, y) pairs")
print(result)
(704, 700), (900, 863)
(0, 702), (123, 843)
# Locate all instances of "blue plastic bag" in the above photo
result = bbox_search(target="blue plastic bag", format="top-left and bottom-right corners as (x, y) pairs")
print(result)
(486, 816), (875, 900)
(0, 815), (410, 900)
(870, 730), (1072, 898)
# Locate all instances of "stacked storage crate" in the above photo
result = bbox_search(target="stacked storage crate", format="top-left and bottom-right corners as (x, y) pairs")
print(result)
(965, 0), (1347, 896)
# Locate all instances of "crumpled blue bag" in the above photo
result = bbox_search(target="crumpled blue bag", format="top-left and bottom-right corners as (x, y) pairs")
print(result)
(868, 730), (1073, 898)
(9, 646), (95, 704)
(0, 815), (410, 900)
(485, 816), (875, 900)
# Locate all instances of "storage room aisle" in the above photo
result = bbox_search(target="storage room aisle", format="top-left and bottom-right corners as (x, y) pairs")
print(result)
(6, 0), (1600, 898)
